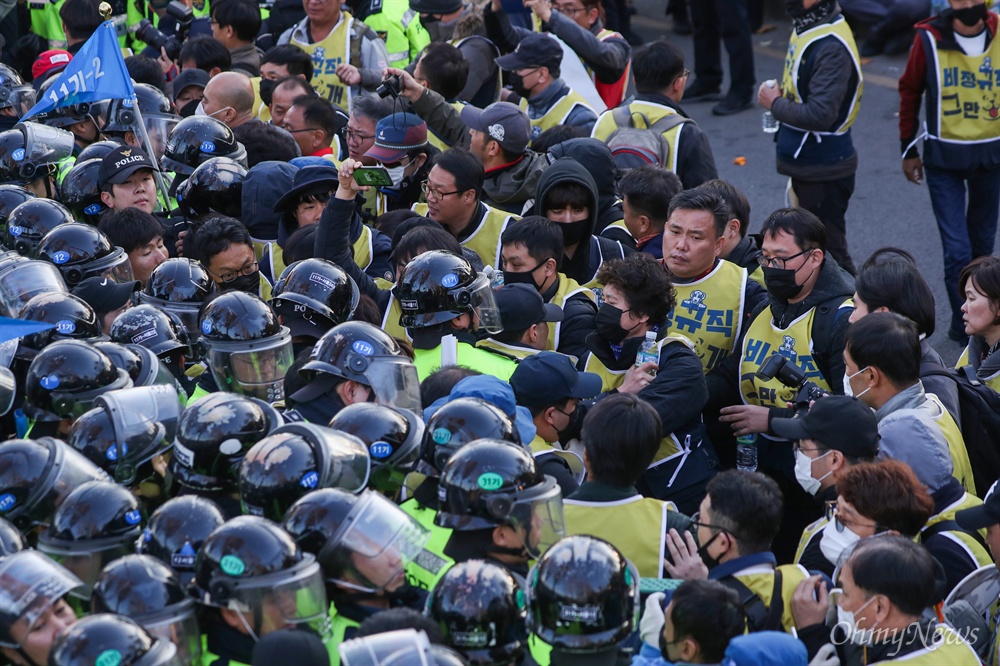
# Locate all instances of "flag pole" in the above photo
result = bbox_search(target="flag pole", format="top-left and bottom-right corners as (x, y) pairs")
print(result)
(99, 1), (172, 213)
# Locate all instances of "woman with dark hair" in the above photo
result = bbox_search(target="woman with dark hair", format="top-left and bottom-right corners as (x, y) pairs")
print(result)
(957, 255), (1000, 394)
(848, 247), (959, 423)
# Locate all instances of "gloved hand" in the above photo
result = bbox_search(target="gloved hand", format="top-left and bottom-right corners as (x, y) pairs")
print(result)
(639, 591), (666, 647)
(808, 643), (840, 666)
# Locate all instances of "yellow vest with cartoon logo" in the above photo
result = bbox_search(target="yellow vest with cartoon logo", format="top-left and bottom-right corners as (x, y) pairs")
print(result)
(927, 393), (976, 496)
(740, 304), (837, 410)
(666, 260), (748, 373)
(412, 202), (515, 269)
(399, 497), (455, 591)
(291, 15), (355, 108)
(876, 624), (981, 665)
(794, 515), (829, 566)
(733, 563), (810, 633)
(591, 100), (684, 173)
(957, 345), (1000, 393)
(428, 101), (467, 151)
(926, 29), (1000, 144)
(563, 495), (675, 578)
(780, 16), (862, 136)
(519, 88), (594, 141)
(376, 278), (410, 342)
(547, 273), (595, 353)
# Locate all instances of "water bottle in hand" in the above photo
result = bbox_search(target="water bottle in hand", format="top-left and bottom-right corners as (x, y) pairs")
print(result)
(635, 331), (659, 377)
(736, 433), (758, 471)
(762, 80), (780, 134)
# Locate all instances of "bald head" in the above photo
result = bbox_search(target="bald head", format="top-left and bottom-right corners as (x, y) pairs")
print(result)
(202, 72), (255, 127)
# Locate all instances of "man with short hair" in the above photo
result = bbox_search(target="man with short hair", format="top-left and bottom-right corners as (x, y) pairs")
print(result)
(97, 208), (169, 286)
(98, 145), (158, 215)
(211, 0), (264, 76)
(179, 36), (232, 78)
(663, 188), (766, 373)
(412, 42), (470, 152)
(700, 178), (762, 283)
(200, 71), (257, 129)
(347, 94), (396, 166)
(270, 76), (315, 128)
(170, 68), (208, 117)
(283, 94), (341, 158)
(192, 215), (270, 299)
(770, 396), (880, 576)
(479, 283), (563, 359)
(618, 166), (682, 259)
(495, 33), (597, 140)
(592, 40), (717, 189)
(58, 0), (101, 53)
(260, 44), (315, 82)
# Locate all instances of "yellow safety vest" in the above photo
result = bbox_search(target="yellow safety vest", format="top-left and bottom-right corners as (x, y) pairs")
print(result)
(740, 304), (837, 410)
(413, 340), (518, 382)
(327, 603), (361, 666)
(926, 29), (1000, 144)
(399, 497), (455, 591)
(733, 564), (810, 633)
(592, 100), (684, 173)
(528, 435), (584, 481)
(250, 76), (271, 123)
(666, 260), (748, 373)
(926, 393), (976, 496)
(794, 515), (828, 566)
(780, 16), (862, 136)
(923, 492), (993, 569)
(291, 14), (356, 108)
(376, 277), (410, 342)
(547, 274), (595, 353)
(519, 88), (595, 141)
(875, 624), (981, 664)
(427, 101), (467, 151)
(412, 202), (515, 269)
(957, 345), (1000, 393)
(563, 495), (675, 578)
(476, 338), (538, 360)
(30, 0), (66, 48)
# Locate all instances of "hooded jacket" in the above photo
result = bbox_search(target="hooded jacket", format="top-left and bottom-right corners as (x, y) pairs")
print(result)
(962, 333), (1000, 386)
(483, 149), (550, 215)
(532, 158), (629, 286)
(725, 233), (764, 277)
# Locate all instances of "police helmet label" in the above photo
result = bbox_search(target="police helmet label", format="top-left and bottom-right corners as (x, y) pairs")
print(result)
(40, 374), (60, 390)
(56, 319), (75, 334)
(442, 273), (459, 288)
(122, 98), (134, 108)
(124, 509), (142, 525)
(401, 299), (418, 310)
(95, 650), (122, 666)
(477, 472), (504, 490)
(558, 604), (601, 623)
(201, 141), (216, 153)
(51, 250), (71, 264)
(352, 340), (375, 356)
(201, 319), (213, 335)
(8, 225), (22, 236)
(0, 493), (15, 512)
(131, 328), (157, 345)
(11, 148), (23, 162)
(309, 272), (335, 290)
(173, 442), (195, 468)
(432, 428), (452, 444)
(106, 442), (128, 460)
(219, 438), (242, 455)
(452, 629), (491, 648)
(171, 541), (197, 569)
(300, 471), (319, 488)
(370, 441), (393, 458)
(84, 203), (102, 216)
(220, 554), (245, 576)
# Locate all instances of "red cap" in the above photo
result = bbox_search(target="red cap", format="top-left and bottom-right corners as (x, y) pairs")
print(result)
(32, 50), (72, 82)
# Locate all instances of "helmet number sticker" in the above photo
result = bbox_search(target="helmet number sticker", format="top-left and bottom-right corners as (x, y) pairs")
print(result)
(106, 442), (128, 460)
(124, 509), (142, 525)
(40, 374), (60, 390)
(370, 441), (393, 459)
(441, 273), (459, 288)
(201, 319), (213, 335)
(477, 472), (504, 490)
(352, 340), (374, 356)
(432, 428), (452, 444)
(0, 493), (15, 512)
(219, 438), (242, 455)
(56, 319), (75, 334)
(11, 148), (24, 162)
(200, 141), (216, 153)
(220, 554), (245, 576)
(51, 250), (70, 264)
(300, 471), (319, 489)
(84, 203), (102, 216)
(95, 650), (122, 666)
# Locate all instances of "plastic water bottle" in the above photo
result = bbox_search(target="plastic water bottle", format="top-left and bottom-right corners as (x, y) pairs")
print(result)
(736, 433), (758, 472)
(762, 80), (780, 134)
(635, 331), (659, 376)
(484, 265), (504, 288)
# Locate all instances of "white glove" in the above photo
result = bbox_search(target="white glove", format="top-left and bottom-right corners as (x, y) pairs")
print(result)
(808, 643), (840, 666)
(639, 592), (666, 647)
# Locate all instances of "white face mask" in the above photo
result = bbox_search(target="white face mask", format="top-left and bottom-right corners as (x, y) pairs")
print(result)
(837, 594), (877, 645)
(793, 448), (832, 495)
(195, 102), (232, 120)
(820, 518), (862, 566)
(383, 163), (405, 188)
(842, 366), (871, 399)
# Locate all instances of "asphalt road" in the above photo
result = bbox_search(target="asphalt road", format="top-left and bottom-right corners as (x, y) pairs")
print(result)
(627, 4), (972, 364)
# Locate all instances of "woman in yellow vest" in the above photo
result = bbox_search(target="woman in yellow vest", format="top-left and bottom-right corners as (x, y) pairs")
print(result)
(956, 256), (1000, 394)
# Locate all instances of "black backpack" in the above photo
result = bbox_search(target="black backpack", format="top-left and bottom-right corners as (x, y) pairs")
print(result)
(921, 366), (1000, 497)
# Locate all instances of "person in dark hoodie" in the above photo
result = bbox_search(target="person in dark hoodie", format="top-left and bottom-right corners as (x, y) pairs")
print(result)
(533, 157), (630, 288)
(711, 207), (854, 561)
(242, 160), (298, 265)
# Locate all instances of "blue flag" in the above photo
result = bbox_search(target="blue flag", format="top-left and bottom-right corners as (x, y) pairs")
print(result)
(0, 317), (55, 344)
(21, 20), (134, 121)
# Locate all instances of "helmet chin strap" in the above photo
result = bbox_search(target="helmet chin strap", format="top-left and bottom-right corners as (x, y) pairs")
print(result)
(232, 605), (260, 643)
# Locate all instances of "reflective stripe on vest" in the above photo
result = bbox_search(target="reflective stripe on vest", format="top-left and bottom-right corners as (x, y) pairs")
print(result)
(592, 100), (684, 173)
(794, 515), (828, 566)
(564, 495), (670, 578)
(477, 338), (538, 360)
(413, 341), (518, 382)
(666, 260), (748, 373)
(412, 202), (514, 269)
(400, 497), (455, 590)
(292, 15), (355, 107)
(519, 88), (594, 140)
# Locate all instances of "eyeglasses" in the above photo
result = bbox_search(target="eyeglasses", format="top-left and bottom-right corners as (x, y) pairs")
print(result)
(208, 260), (259, 283)
(421, 181), (461, 200)
(284, 126), (320, 134)
(549, 1), (585, 15)
(757, 248), (812, 270)
(824, 501), (880, 534)
(689, 511), (727, 533)
(345, 128), (375, 143)
(793, 441), (826, 455)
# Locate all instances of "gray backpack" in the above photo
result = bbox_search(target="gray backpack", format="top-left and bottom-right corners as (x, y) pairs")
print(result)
(605, 106), (691, 170)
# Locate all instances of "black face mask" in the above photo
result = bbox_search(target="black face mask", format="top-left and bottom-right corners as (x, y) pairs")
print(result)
(258, 78), (276, 107)
(762, 265), (805, 301)
(420, 12), (440, 23)
(595, 303), (633, 344)
(555, 404), (584, 446)
(952, 3), (988, 27)
(179, 98), (200, 118)
(557, 219), (588, 247)
(508, 71), (534, 99)
(225, 270), (261, 294)
(697, 530), (723, 569)
(503, 258), (549, 291)
(659, 632), (672, 662)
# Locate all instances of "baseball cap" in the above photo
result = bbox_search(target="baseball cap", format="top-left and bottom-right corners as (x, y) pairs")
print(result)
(510, 351), (602, 407)
(171, 68), (209, 102)
(98, 145), (156, 188)
(365, 112), (428, 164)
(460, 101), (531, 154)
(495, 33), (563, 72)
(770, 396), (880, 459)
(494, 283), (563, 332)
(32, 50), (72, 88)
(957, 480), (1000, 530)
(71, 277), (140, 314)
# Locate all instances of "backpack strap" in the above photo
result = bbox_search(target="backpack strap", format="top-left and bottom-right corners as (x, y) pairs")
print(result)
(810, 294), (853, 382)
(648, 113), (692, 134)
(717, 571), (784, 633)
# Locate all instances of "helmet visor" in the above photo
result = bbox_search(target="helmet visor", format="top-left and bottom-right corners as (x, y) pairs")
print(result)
(34, 444), (111, 527)
(95, 254), (135, 284)
(365, 358), (422, 414)
(340, 629), (435, 666)
(326, 491), (429, 593)
(0, 261), (67, 317)
(17, 122), (74, 174)
(312, 427), (371, 494)
(507, 478), (565, 560)
(0, 551), (84, 648)
(209, 336), (294, 403)
(0, 339), (17, 368)
(467, 275), (503, 334)
(226, 557), (332, 641)
(144, 602), (202, 666)
(38, 536), (134, 594)
(4, 85), (36, 117)
(99, 384), (184, 451)
(144, 116), (180, 162)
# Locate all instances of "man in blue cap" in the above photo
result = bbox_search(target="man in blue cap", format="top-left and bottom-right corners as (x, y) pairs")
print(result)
(363, 112), (434, 211)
